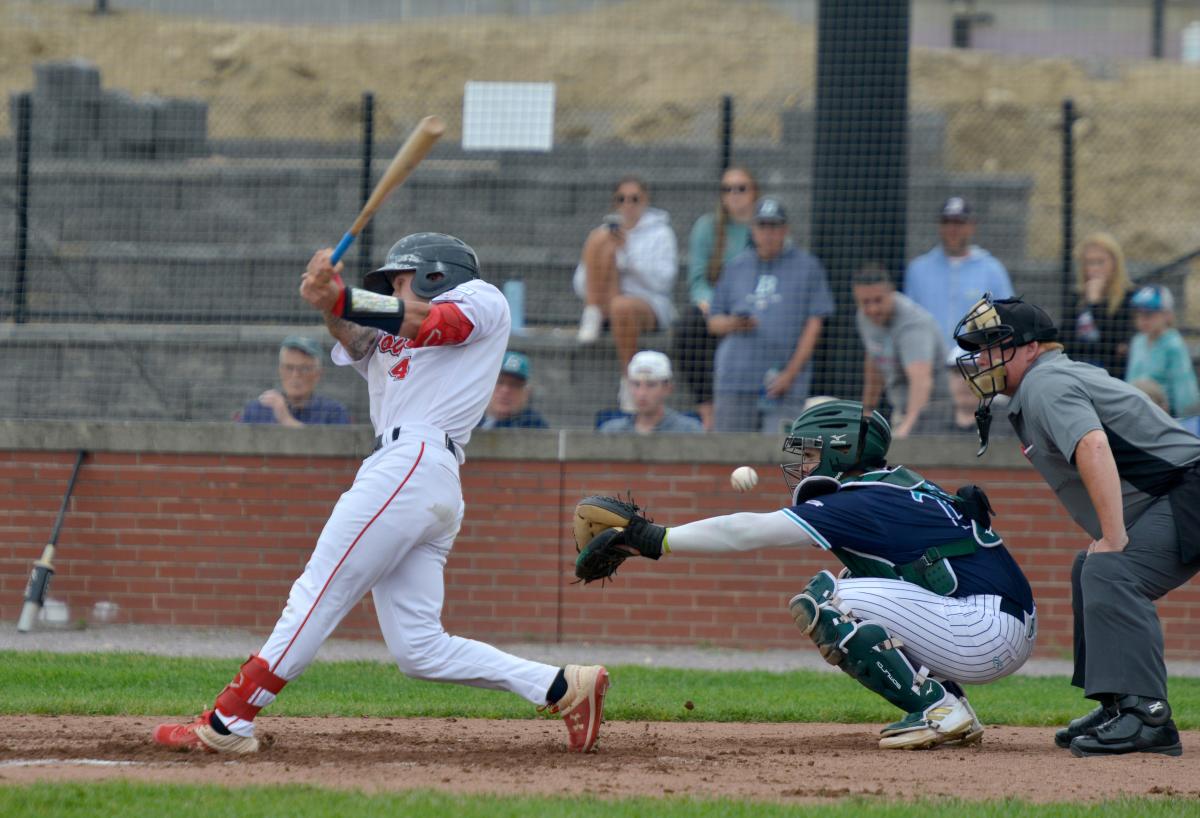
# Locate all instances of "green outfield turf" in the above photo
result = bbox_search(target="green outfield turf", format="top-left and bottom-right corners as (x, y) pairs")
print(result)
(2, 650), (1199, 728)
(0, 783), (1194, 818)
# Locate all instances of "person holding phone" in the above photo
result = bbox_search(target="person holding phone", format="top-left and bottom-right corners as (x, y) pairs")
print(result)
(573, 176), (678, 411)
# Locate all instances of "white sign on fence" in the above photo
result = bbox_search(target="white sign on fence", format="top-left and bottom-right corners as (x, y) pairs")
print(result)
(462, 81), (555, 152)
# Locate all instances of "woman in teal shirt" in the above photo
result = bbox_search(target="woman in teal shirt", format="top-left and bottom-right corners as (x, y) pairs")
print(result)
(673, 166), (758, 429)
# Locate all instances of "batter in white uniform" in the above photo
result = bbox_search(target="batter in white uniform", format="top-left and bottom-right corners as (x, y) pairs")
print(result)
(154, 233), (609, 754)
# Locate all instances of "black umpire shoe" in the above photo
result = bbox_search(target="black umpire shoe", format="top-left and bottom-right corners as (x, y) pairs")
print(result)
(1054, 697), (1117, 749)
(1069, 696), (1183, 757)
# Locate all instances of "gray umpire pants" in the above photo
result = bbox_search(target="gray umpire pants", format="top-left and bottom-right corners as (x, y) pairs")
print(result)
(1071, 496), (1200, 701)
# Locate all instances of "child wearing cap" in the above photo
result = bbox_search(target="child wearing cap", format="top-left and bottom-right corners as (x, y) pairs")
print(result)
(1125, 285), (1200, 422)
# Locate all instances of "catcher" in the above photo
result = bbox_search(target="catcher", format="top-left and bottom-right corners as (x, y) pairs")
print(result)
(574, 399), (1036, 750)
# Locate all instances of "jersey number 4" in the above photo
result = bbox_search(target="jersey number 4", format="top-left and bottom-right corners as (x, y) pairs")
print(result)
(389, 357), (411, 380)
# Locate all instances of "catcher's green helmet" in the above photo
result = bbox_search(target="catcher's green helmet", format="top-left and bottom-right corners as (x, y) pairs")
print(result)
(782, 399), (892, 482)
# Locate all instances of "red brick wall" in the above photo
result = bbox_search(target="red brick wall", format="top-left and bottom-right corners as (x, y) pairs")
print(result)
(3, 449), (1198, 659)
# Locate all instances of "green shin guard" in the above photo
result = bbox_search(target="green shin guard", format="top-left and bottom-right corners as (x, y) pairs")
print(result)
(789, 571), (946, 713)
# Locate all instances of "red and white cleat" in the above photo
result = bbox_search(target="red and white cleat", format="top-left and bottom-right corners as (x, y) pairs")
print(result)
(153, 710), (260, 754)
(546, 664), (610, 752)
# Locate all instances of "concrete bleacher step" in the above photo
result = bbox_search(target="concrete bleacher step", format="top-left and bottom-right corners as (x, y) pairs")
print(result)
(5, 155), (1033, 269)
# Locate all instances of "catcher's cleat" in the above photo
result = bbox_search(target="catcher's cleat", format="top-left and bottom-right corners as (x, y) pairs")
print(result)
(946, 697), (985, 746)
(153, 710), (260, 754)
(543, 664), (610, 752)
(942, 681), (984, 746)
(878, 693), (975, 750)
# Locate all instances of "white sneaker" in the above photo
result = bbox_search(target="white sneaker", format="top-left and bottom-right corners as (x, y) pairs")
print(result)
(878, 693), (975, 750)
(577, 305), (603, 343)
(618, 377), (635, 413)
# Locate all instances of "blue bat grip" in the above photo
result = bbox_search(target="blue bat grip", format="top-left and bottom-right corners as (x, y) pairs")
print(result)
(330, 231), (356, 265)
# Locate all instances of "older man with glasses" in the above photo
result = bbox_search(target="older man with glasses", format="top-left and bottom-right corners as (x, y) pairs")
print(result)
(237, 335), (350, 426)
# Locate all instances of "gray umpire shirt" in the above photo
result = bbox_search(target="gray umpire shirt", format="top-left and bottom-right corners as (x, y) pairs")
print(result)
(1006, 349), (1200, 538)
(856, 292), (950, 416)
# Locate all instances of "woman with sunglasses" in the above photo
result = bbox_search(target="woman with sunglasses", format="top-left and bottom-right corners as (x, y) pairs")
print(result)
(573, 176), (678, 411)
(673, 167), (759, 430)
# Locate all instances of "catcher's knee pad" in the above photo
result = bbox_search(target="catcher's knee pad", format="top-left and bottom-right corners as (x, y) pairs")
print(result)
(839, 622), (945, 713)
(788, 570), (856, 665)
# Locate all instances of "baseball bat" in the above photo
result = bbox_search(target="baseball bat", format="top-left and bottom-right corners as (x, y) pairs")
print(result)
(330, 114), (446, 265)
(17, 449), (86, 633)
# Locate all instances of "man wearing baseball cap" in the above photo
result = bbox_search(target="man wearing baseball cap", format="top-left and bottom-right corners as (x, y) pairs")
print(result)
(237, 335), (350, 426)
(707, 196), (834, 433)
(598, 350), (703, 434)
(955, 294), (1200, 757)
(478, 350), (549, 430)
(905, 197), (1014, 431)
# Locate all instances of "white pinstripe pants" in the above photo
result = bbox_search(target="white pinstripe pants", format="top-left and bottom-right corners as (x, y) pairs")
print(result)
(836, 578), (1037, 684)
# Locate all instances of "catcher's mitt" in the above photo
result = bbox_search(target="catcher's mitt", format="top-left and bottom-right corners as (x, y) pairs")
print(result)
(573, 494), (642, 549)
(572, 494), (666, 584)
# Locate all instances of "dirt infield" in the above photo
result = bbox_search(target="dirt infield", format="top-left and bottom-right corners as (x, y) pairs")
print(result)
(1, 716), (1198, 803)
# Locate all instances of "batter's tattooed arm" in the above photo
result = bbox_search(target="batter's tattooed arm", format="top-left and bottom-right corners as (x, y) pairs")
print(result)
(323, 311), (378, 359)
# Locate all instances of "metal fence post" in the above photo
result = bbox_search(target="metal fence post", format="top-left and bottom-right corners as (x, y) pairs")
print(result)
(358, 91), (375, 279)
(1152, 0), (1165, 59)
(719, 95), (733, 172)
(1061, 98), (1076, 320)
(13, 92), (32, 325)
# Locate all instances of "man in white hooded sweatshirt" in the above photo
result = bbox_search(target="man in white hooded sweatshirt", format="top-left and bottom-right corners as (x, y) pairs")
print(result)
(574, 176), (678, 411)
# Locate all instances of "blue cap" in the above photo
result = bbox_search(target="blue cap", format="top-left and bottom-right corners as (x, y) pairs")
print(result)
(753, 197), (788, 224)
(1132, 284), (1175, 312)
(281, 335), (322, 359)
(500, 350), (530, 381)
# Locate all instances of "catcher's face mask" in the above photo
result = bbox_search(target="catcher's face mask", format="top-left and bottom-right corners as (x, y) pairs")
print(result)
(780, 437), (826, 488)
(953, 295), (1016, 456)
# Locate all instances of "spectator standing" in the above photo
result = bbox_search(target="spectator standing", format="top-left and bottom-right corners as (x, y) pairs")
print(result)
(1125, 285), (1200, 421)
(708, 197), (834, 434)
(237, 335), (350, 426)
(573, 176), (678, 411)
(904, 196), (1013, 430)
(477, 351), (548, 430)
(598, 351), (703, 434)
(1060, 232), (1136, 380)
(853, 263), (951, 438)
(673, 167), (758, 430)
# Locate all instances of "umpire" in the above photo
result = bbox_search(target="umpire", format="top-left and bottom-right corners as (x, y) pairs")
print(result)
(954, 294), (1199, 757)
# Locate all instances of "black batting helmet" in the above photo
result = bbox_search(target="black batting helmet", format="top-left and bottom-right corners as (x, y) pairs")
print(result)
(363, 232), (480, 299)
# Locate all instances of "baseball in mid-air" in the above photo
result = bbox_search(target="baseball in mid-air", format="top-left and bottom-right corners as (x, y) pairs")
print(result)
(730, 466), (759, 493)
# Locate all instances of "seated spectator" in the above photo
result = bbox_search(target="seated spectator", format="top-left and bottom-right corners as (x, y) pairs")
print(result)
(853, 263), (952, 438)
(904, 196), (1013, 431)
(478, 351), (549, 430)
(598, 351), (703, 435)
(237, 335), (349, 426)
(673, 166), (759, 430)
(573, 176), (678, 411)
(1125, 284), (1200, 421)
(1060, 232), (1136, 379)
(708, 197), (833, 434)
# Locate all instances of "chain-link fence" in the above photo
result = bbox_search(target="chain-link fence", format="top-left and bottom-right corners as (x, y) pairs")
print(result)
(2, 1), (1200, 431)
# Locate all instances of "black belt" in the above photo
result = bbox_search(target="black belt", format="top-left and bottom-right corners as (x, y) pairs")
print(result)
(999, 597), (1031, 621)
(371, 427), (456, 454)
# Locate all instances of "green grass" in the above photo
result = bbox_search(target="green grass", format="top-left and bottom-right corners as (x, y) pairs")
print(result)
(3, 650), (1200, 728)
(0, 783), (1195, 818)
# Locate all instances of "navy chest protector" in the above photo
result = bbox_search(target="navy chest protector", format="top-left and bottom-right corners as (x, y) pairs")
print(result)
(798, 467), (999, 596)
